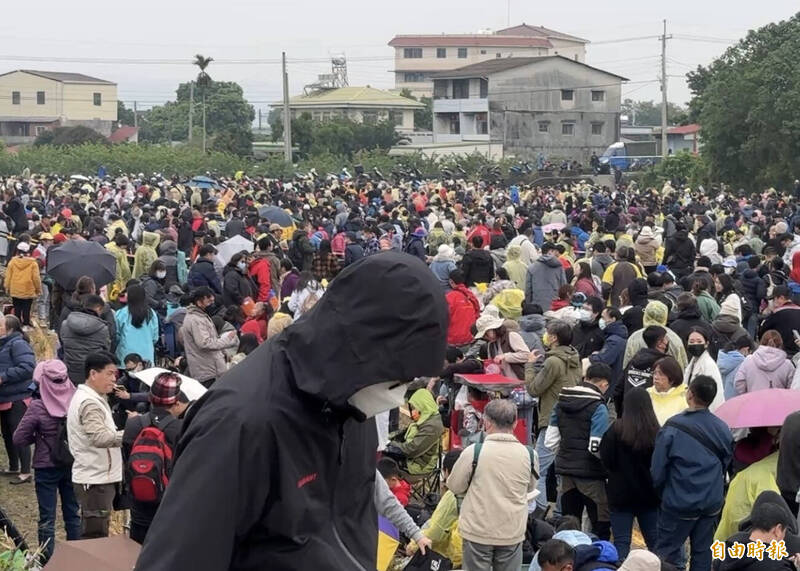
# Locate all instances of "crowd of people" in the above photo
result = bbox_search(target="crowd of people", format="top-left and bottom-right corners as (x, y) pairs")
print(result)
(0, 171), (798, 571)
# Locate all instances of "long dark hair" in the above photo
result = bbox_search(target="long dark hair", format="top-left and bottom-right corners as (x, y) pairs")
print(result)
(295, 270), (320, 293)
(616, 387), (660, 452)
(576, 261), (593, 282)
(126, 284), (152, 328)
(318, 239), (332, 260)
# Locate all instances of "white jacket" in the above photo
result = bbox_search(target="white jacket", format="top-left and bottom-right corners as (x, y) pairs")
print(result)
(684, 351), (724, 412)
(67, 384), (123, 485)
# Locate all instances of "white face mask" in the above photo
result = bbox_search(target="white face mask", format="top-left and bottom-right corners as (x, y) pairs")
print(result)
(347, 380), (408, 419)
(156, 271), (167, 279)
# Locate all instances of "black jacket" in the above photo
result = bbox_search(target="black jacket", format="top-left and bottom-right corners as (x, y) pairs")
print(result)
(226, 217), (246, 239)
(289, 230), (315, 271)
(123, 409), (184, 531)
(663, 230), (695, 274)
(140, 276), (167, 314)
(616, 347), (664, 413)
(187, 258), (222, 295)
(599, 423), (659, 511)
(670, 306), (711, 344)
(553, 383), (607, 480)
(740, 270), (766, 313)
(60, 309), (111, 384)
(460, 248), (494, 287)
(222, 266), (256, 307)
(3, 197), (28, 234)
(134, 252), (449, 571)
(759, 304), (800, 356)
(572, 319), (605, 359)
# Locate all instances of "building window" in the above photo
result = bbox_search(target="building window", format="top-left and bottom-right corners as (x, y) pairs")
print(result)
(93, 92), (102, 106)
(391, 110), (404, 127)
(363, 111), (378, 124)
(321, 112), (331, 122)
(11, 91), (20, 105)
(538, 121), (549, 133)
(448, 114), (460, 134)
(591, 122), (604, 135)
(404, 72), (426, 83)
(457, 48), (467, 58)
(37, 91), (45, 105)
(479, 79), (488, 98)
(591, 90), (605, 102)
(34, 126), (47, 136)
(476, 112), (488, 135)
(562, 122), (575, 135)
(480, 49), (487, 55)
(403, 48), (422, 59)
(561, 89), (574, 101)
(436, 48), (446, 58)
(452, 79), (469, 99)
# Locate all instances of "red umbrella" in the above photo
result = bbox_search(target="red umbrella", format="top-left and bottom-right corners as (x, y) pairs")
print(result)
(714, 389), (800, 429)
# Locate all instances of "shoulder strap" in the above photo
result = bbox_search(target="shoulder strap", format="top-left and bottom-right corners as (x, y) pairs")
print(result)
(468, 442), (482, 487)
(526, 445), (540, 480)
(665, 418), (727, 469)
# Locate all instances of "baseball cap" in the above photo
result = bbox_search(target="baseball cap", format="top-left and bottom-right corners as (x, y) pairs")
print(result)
(16, 242), (30, 253)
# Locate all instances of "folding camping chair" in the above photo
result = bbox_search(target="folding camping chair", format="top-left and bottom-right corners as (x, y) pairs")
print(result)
(407, 440), (443, 507)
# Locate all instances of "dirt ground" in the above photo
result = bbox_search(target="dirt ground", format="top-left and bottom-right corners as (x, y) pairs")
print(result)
(0, 445), (48, 546)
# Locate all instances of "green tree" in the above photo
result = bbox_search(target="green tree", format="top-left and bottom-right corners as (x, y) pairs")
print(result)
(211, 125), (253, 157)
(399, 89), (432, 131)
(687, 14), (800, 187)
(116, 101), (136, 128)
(621, 99), (689, 126)
(34, 126), (108, 146)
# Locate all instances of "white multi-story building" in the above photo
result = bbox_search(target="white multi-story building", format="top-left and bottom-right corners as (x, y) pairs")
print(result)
(389, 24), (588, 97)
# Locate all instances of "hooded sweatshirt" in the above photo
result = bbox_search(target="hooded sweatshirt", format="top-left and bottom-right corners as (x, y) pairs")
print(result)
(526, 344), (581, 429)
(60, 310), (111, 384)
(518, 314), (546, 358)
(132, 230), (160, 279)
(526, 255), (567, 310)
(503, 244), (528, 289)
(700, 238), (723, 266)
(663, 229), (695, 273)
(734, 346), (794, 395)
(134, 252), (448, 571)
(718, 349), (747, 401)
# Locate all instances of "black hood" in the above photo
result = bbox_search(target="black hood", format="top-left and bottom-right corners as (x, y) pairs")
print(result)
(628, 278), (649, 306)
(738, 490), (798, 535)
(284, 252), (448, 411)
(556, 382), (604, 415)
(676, 305), (702, 320)
(630, 347), (665, 369)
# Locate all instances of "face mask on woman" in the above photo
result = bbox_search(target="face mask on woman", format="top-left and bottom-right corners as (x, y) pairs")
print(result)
(156, 271), (167, 279)
(687, 343), (706, 358)
(237, 261), (247, 271)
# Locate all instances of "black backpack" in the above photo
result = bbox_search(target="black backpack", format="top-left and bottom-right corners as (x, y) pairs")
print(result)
(46, 418), (74, 468)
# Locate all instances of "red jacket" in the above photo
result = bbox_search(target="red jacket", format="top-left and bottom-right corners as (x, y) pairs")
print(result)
(248, 258), (272, 302)
(390, 479), (411, 507)
(445, 285), (481, 346)
(467, 225), (491, 249)
(241, 316), (267, 343)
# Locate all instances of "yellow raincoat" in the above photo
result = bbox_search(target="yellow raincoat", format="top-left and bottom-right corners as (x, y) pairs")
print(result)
(647, 384), (688, 426)
(714, 452), (779, 541)
(106, 241), (131, 300)
(409, 490), (463, 567)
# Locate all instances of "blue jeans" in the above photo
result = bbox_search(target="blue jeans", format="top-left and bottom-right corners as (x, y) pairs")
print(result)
(535, 430), (555, 510)
(656, 509), (717, 571)
(610, 508), (659, 560)
(34, 466), (81, 562)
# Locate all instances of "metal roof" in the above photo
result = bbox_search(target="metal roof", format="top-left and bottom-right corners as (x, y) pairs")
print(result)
(282, 86), (425, 109)
(0, 70), (115, 85)
(495, 23), (589, 44)
(430, 56), (628, 81)
(388, 35), (551, 48)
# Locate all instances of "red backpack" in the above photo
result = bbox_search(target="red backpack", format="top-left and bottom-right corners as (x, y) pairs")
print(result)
(127, 415), (176, 504)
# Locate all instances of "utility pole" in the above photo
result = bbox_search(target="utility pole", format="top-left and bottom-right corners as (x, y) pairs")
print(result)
(133, 101), (138, 129)
(282, 51), (293, 162)
(188, 82), (194, 143)
(202, 99), (207, 153)
(660, 19), (670, 158)
(258, 109), (262, 130)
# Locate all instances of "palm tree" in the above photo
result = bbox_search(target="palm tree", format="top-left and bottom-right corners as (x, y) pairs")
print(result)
(193, 54), (213, 151)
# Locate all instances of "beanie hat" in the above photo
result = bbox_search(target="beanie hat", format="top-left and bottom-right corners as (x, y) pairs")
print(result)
(719, 295), (742, 321)
(643, 300), (668, 327)
(150, 372), (182, 407)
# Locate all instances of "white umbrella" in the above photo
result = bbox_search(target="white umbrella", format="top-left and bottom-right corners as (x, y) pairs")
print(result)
(131, 367), (207, 403)
(69, 174), (91, 182)
(216, 234), (254, 265)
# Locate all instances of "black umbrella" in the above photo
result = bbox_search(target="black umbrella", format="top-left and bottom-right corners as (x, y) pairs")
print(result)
(47, 240), (116, 290)
(257, 205), (293, 227)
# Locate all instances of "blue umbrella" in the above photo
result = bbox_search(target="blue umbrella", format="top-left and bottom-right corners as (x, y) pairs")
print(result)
(190, 176), (219, 189)
(258, 205), (293, 227)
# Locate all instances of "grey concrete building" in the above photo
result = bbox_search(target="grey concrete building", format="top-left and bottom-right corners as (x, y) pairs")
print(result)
(430, 56), (626, 162)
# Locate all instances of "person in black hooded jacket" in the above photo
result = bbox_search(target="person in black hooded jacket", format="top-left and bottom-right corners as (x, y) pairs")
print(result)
(663, 225), (695, 279)
(622, 278), (649, 334)
(133, 252), (449, 571)
(669, 293), (711, 346)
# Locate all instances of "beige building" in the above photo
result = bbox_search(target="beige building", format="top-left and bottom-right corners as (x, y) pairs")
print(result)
(279, 86), (425, 132)
(389, 23), (588, 97)
(0, 70), (117, 144)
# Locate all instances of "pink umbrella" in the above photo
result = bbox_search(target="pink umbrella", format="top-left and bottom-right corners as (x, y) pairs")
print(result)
(714, 389), (800, 429)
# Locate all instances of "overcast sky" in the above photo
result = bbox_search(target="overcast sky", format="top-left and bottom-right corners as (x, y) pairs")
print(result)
(1, 1), (797, 117)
